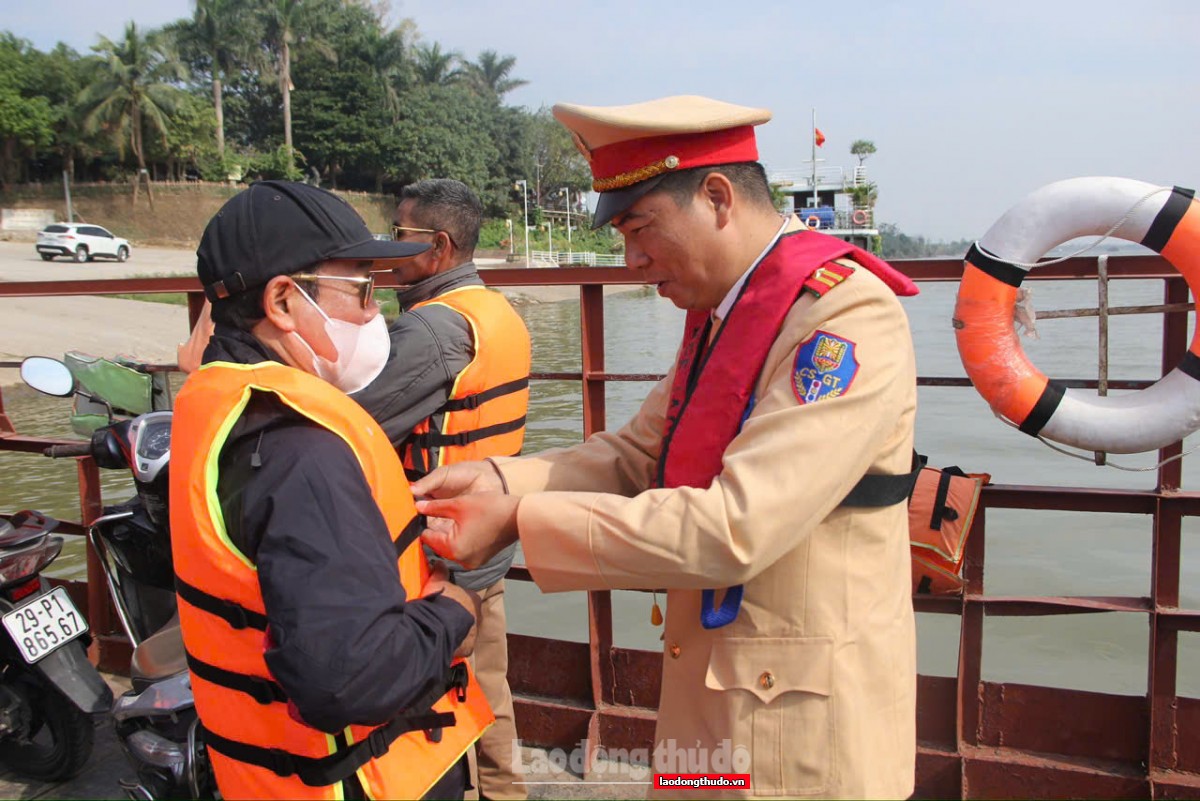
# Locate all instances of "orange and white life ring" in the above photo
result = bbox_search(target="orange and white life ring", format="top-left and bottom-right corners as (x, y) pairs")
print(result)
(954, 176), (1200, 454)
(852, 209), (869, 226)
(805, 214), (821, 230)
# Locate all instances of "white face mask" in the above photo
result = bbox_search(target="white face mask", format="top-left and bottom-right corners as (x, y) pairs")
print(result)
(291, 283), (390, 394)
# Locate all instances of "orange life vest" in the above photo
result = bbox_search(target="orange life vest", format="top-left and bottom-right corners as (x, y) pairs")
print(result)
(909, 465), (987, 595)
(404, 286), (531, 475)
(170, 361), (493, 801)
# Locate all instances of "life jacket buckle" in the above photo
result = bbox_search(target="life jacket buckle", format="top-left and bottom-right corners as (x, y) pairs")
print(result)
(449, 662), (468, 702)
(367, 728), (389, 759)
(425, 727), (443, 743)
(250, 679), (275, 706)
(223, 600), (249, 630)
(267, 747), (296, 777)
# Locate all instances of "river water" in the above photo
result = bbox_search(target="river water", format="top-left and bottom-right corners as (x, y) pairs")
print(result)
(2, 279), (1199, 695)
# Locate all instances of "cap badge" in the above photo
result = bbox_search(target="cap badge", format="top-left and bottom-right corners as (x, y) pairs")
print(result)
(593, 154), (682, 193)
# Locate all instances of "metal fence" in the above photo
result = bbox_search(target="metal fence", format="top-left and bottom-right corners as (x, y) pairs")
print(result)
(0, 254), (1196, 797)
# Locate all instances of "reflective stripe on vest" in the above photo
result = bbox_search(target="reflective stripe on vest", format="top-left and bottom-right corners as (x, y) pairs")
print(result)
(406, 286), (531, 475)
(170, 361), (494, 800)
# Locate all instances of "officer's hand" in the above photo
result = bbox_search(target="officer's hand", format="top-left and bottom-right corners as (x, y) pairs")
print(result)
(421, 561), (481, 659)
(410, 460), (506, 500)
(418, 493), (520, 570)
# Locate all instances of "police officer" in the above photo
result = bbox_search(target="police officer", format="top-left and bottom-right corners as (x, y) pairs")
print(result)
(413, 95), (920, 798)
(352, 178), (530, 801)
(171, 181), (493, 800)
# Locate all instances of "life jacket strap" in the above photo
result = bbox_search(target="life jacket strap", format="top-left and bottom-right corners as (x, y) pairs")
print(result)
(440, 377), (529, 412)
(393, 514), (423, 559)
(198, 663), (468, 787)
(186, 652), (287, 705)
(175, 576), (268, 631)
(412, 417), (526, 449)
(838, 451), (926, 508)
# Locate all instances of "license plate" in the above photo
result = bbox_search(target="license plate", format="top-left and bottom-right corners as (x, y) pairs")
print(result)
(2, 587), (88, 663)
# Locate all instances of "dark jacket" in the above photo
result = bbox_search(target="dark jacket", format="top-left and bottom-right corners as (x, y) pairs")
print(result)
(202, 327), (474, 734)
(352, 262), (519, 590)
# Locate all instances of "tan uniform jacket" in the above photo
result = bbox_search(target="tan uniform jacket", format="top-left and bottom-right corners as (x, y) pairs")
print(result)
(496, 220), (917, 799)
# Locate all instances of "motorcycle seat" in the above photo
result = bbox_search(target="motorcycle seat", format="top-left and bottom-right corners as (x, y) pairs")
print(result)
(131, 614), (187, 684)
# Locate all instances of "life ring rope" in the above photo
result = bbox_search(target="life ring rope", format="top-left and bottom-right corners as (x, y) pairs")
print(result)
(954, 177), (1200, 455)
(971, 185), (1171, 272)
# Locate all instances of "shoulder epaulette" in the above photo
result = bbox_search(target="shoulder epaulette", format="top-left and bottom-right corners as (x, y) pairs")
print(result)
(803, 261), (856, 298)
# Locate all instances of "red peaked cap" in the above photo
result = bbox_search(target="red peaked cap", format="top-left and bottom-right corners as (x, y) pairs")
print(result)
(552, 96), (772, 227)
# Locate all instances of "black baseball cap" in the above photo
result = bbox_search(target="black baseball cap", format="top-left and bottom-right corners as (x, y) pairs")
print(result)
(198, 180), (429, 302)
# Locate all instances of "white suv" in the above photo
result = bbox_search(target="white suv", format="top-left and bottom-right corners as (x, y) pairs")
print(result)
(36, 223), (132, 263)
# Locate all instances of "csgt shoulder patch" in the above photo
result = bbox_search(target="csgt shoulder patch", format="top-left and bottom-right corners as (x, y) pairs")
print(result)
(792, 330), (859, 404)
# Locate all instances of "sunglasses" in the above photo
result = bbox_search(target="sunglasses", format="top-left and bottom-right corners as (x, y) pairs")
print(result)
(391, 224), (456, 248)
(292, 273), (376, 309)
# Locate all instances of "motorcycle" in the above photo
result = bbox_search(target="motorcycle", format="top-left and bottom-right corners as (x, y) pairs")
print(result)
(0, 508), (112, 781)
(0, 357), (118, 783)
(21, 355), (212, 800)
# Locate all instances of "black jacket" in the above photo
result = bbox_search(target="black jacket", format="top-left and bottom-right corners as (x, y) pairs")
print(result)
(201, 327), (474, 734)
(351, 263), (519, 590)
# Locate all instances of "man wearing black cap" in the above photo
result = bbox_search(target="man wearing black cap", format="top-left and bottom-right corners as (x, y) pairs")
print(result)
(169, 181), (493, 801)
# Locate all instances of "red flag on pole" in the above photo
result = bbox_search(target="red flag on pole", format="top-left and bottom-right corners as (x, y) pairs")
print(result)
(814, 127), (826, 147)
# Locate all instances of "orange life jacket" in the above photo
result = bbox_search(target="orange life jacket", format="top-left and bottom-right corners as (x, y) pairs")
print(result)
(404, 286), (531, 476)
(909, 465), (987, 595)
(170, 361), (493, 801)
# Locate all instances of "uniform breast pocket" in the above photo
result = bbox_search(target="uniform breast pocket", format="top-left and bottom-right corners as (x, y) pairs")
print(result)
(704, 636), (834, 797)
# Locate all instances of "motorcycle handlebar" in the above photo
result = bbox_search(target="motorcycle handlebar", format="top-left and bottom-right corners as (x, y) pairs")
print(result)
(43, 442), (93, 458)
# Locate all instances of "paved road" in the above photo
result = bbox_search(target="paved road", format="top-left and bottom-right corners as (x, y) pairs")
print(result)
(0, 241), (199, 282)
(0, 242), (196, 386)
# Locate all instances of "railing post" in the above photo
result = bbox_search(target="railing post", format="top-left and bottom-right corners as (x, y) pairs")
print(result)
(77, 457), (111, 667)
(0, 385), (14, 435)
(578, 282), (616, 775)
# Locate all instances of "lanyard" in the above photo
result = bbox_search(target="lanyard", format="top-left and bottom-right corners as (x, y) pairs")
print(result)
(699, 392), (756, 629)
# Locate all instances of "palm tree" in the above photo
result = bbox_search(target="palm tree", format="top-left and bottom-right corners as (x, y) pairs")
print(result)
(258, 0), (335, 173)
(81, 22), (186, 206)
(362, 26), (411, 124)
(412, 42), (461, 86)
(180, 0), (253, 158)
(464, 49), (527, 101)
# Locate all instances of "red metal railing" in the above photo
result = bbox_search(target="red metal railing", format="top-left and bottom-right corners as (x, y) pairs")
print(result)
(0, 255), (1196, 798)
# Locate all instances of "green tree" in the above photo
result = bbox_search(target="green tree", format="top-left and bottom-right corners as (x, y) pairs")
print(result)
(32, 43), (101, 181)
(412, 42), (461, 86)
(256, 0), (337, 173)
(526, 107), (590, 206)
(291, 2), (392, 189)
(171, 0), (257, 159)
(144, 89), (220, 179)
(80, 22), (187, 202)
(360, 23), (414, 124)
(850, 138), (876, 166)
(463, 49), (526, 101)
(0, 34), (56, 191)
(388, 83), (498, 189)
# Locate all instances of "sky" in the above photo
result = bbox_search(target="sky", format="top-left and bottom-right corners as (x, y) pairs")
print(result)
(5, 0), (1199, 240)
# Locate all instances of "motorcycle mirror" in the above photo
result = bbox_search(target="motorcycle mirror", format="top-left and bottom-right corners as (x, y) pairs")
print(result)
(20, 357), (75, 397)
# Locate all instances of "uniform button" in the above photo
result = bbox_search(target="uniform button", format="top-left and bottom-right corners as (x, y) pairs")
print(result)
(669, 643), (681, 659)
(759, 671), (775, 690)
